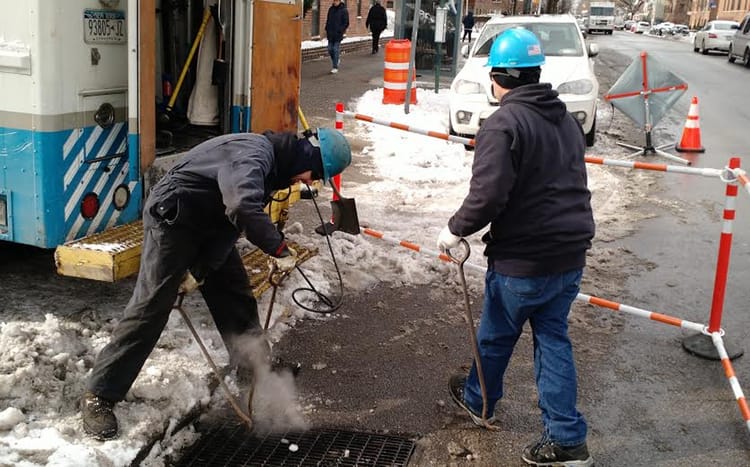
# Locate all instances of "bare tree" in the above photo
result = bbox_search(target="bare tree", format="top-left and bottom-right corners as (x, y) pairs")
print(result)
(557, 0), (572, 13)
(617, 0), (647, 18)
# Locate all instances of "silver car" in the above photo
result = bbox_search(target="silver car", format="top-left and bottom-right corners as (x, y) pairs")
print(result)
(728, 13), (750, 66)
(693, 20), (739, 54)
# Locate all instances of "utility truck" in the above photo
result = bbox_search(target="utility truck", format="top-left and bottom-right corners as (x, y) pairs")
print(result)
(0, 0), (308, 283)
(585, 2), (616, 35)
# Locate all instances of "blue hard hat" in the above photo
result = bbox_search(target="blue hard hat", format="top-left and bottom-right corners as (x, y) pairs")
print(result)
(486, 28), (545, 68)
(317, 128), (352, 182)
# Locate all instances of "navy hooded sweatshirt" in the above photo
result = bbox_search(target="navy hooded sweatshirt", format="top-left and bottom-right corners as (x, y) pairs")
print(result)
(145, 132), (313, 271)
(448, 83), (595, 276)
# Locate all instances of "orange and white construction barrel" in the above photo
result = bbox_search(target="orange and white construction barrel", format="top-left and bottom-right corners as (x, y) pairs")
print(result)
(383, 39), (417, 105)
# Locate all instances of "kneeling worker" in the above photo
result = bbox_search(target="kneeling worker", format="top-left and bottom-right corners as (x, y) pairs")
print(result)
(81, 128), (352, 440)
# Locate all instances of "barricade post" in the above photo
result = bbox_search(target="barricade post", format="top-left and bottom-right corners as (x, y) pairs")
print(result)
(683, 157), (744, 360)
(314, 102), (345, 235)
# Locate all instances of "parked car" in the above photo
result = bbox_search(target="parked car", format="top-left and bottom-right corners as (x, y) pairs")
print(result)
(693, 20), (739, 54)
(631, 21), (650, 34)
(728, 12), (750, 66)
(672, 24), (689, 36)
(652, 22), (674, 35)
(624, 20), (636, 31)
(448, 15), (600, 146)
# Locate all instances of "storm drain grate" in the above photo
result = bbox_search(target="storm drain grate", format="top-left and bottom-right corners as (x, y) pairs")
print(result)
(175, 422), (416, 466)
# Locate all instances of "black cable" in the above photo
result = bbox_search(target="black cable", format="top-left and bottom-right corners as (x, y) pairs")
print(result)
(265, 182), (344, 315)
(269, 186), (292, 203)
(289, 182), (345, 314)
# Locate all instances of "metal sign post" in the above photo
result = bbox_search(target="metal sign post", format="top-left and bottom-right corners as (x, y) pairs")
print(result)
(434, 6), (447, 93)
(404, 0), (421, 114)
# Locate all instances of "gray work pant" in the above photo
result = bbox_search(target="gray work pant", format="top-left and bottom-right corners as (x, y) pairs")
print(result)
(86, 212), (261, 402)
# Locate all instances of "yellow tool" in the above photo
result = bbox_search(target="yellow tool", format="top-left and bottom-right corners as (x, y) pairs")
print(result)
(165, 8), (213, 116)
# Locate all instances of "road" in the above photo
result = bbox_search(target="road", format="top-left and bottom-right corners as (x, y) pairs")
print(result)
(575, 30), (750, 466)
(591, 31), (750, 359)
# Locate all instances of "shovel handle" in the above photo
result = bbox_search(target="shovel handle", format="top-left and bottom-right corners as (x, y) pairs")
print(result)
(446, 238), (471, 265)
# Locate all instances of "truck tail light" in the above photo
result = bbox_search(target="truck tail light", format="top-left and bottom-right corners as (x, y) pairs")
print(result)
(81, 193), (100, 219)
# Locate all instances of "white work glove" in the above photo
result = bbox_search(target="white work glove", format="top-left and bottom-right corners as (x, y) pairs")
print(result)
(271, 246), (298, 273)
(437, 226), (462, 252)
(178, 272), (203, 295)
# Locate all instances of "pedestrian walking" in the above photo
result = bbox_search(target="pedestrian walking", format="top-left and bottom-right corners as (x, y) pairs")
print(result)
(325, 0), (349, 73)
(80, 128), (352, 440)
(437, 28), (595, 467)
(462, 11), (475, 42)
(365, 0), (387, 54)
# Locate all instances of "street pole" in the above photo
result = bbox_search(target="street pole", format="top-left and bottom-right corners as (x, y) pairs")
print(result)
(404, 0), (420, 113)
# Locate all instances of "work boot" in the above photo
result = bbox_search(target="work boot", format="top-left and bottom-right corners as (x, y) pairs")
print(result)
(522, 433), (593, 466)
(448, 374), (496, 427)
(81, 391), (118, 440)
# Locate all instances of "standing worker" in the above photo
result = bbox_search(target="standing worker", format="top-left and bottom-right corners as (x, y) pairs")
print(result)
(462, 11), (475, 42)
(365, 0), (387, 54)
(80, 129), (352, 440)
(437, 28), (595, 467)
(325, 0), (349, 73)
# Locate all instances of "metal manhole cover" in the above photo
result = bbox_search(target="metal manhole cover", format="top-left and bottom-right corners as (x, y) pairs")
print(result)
(175, 422), (416, 466)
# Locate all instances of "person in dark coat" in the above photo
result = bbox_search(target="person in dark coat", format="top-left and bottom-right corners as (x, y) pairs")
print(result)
(462, 11), (475, 42)
(365, 0), (387, 54)
(80, 128), (352, 440)
(325, 0), (350, 73)
(438, 28), (595, 466)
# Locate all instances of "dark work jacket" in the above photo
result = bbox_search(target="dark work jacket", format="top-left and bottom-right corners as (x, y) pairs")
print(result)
(366, 4), (387, 33)
(145, 132), (302, 272)
(325, 3), (349, 42)
(462, 13), (475, 30)
(448, 83), (595, 277)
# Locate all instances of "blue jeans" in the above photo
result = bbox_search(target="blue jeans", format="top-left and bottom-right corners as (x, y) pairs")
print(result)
(464, 268), (587, 446)
(327, 40), (341, 68)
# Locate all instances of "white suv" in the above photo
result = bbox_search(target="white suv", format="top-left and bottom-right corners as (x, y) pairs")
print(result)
(448, 15), (600, 146)
(728, 13), (750, 66)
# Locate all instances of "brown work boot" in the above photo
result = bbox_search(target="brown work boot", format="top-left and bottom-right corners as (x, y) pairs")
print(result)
(81, 391), (118, 440)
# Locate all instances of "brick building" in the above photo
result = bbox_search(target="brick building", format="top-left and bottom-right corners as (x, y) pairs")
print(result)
(685, 0), (749, 28)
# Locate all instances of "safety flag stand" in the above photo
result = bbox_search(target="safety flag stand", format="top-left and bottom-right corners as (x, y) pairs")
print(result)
(605, 51), (691, 165)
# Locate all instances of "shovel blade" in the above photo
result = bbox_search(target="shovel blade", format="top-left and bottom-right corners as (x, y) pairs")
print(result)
(314, 197), (361, 236)
(331, 197), (360, 235)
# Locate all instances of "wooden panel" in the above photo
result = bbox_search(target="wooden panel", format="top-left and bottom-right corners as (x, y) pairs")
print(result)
(54, 221), (144, 282)
(251, 0), (302, 133)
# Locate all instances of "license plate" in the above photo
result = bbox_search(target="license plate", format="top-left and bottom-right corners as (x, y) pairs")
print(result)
(83, 9), (126, 44)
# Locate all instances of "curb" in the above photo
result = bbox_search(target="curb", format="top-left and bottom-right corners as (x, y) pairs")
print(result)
(302, 37), (390, 63)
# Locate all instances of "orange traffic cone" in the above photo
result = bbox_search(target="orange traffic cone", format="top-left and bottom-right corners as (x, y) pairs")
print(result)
(676, 96), (705, 153)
